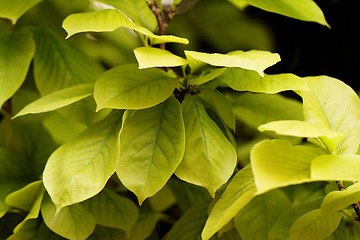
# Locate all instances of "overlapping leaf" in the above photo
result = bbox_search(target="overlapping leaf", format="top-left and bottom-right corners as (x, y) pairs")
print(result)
(251, 139), (324, 194)
(0, 30), (35, 108)
(117, 97), (185, 204)
(0, 0), (43, 24)
(32, 27), (104, 125)
(202, 165), (256, 240)
(234, 190), (291, 240)
(184, 50), (280, 77)
(41, 194), (96, 240)
(231, 0), (329, 27)
(63, 9), (189, 45)
(94, 64), (178, 110)
(134, 47), (188, 69)
(289, 209), (342, 240)
(175, 95), (237, 197)
(13, 83), (94, 118)
(298, 76), (360, 154)
(215, 68), (307, 93)
(43, 111), (123, 210)
(311, 154), (360, 181)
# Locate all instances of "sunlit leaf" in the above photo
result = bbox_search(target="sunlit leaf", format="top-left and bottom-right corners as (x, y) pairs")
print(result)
(321, 182), (360, 216)
(63, 9), (189, 44)
(43, 111), (123, 210)
(13, 83), (94, 118)
(251, 139), (324, 194)
(289, 209), (342, 240)
(41, 194), (96, 240)
(184, 50), (280, 77)
(175, 95), (237, 197)
(0, 0), (43, 24)
(311, 154), (360, 181)
(258, 120), (340, 139)
(0, 30), (35, 108)
(298, 76), (360, 154)
(202, 165), (256, 240)
(117, 97), (185, 204)
(233, 0), (329, 27)
(234, 190), (291, 240)
(82, 189), (138, 234)
(134, 47), (188, 69)
(216, 68), (307, 93)
(96, 0), (157, 31)
(188, 68), (226, 86)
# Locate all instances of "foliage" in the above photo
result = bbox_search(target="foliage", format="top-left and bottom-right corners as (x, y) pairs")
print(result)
(1, 0), (360, 239)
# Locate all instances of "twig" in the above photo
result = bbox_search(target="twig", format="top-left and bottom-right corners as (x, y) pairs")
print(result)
(336, 181), (360, 222)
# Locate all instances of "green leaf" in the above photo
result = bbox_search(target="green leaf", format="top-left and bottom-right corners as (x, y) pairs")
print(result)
(235, 0), (329, 27)
(289, 209), (342, 240)
(43, 111), (123, 210)
(32, 27), (104, 125)
(13, 83), (94, 118)
(96, 0), (157, 31)
(201, 165), (257, 240)
(5, 180), (43, 212)
(82, 190), (138, 234)
(127, 212), (164, 240)
(298, 76), (360, 154)
(117, 97), (185, 204)
(269, 200), (321, 240)
(0, 0), (42, 24)
(0, 30), (35, 108)
(197, 89), (236, 130)
(311, 154), (360, 181)
(63, 9), (189, 45)
(231, 92), (303, 129)
(216, 68), (307, 93)
(13, 185), (45, 233)
(258, 120), (340, 139)
(175, 95), (237, 197)
(94, 64), (178, 110)
(9, 219), (66, 240)
(0, 148), (29, 183)
(321, 182), (360, 217)
(134, 47), (188, 69)
(184, 50), (280, 77)
(164, 202), (210, 240)
(41, 193), (96, 240)
(188, 68), (226, 86)
(234, 189), (292, 240)
(251, 139), (324, 194)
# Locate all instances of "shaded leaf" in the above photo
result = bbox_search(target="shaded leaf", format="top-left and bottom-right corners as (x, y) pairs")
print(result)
(13, 83), (94, 118)
(134, 47), (188, 69)
(0, 30), (35, 108)
(175, 95), (237, 197)
(188, 68), (226, 86)
(82, 189), (138, 234)
(94, 64), (178, 110)
(184, 50), (280, 77)
(32, 27), (104, 125)
(63, 9), (189, 45)
(289, 209), (342, 240)
(41, 194), (96, 240)
(43, 111), (123, 210)
(234, 189), (291, 240)
(251, 139), (324, 194)
(202, 165), (257, 240)
(117, 97), (185, 204)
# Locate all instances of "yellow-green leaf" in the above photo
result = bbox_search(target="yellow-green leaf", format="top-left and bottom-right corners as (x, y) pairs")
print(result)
(184, 50), (280, 77)
(63, 9), (188, 45)
(0, 0), (43, 24)
(134, 47), (188, 69)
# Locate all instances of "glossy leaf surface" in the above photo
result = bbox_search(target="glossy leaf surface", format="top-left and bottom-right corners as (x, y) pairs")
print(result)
(134, 47), (188, 69)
